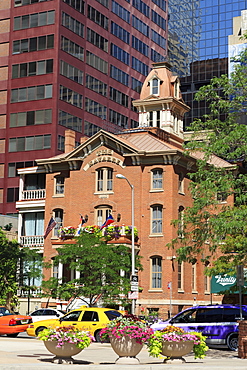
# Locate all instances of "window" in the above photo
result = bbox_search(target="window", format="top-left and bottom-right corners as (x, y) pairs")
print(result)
(178, 206), (184, 238)
(54, 208), (63, 237)
(86, 51), (108, 74)
(15, 0), (51, 6)
(62, 0), (84, 14)
(8, 161), (34, 177)
(22, 212), (44, 236)
(96, 167), (113, 192)
(14, 11), (55, 30)
(111, 0), (130, 23)
(13, 34), (54, 54)
(132, 36), (149, 56)
(132, 56), (149, 75)
(96, 0), (108, 7)
(111, 22), (130, 44)
(58, 135), (65, 151)
(132, 77), (142, 93)
(178, 172), (185, 194)
(151, 205), (162, 234)
(132, 15), (149, 37)
(152, 0), (166, 11)
(88, 6), (108, 30)
(110, 87), (128, 107)
(151, 49), (165, 63)
(55, 176), (65, 195)
(133, 0), (149, 17)
(11, 85), (52, 102)
(62, 12), (84, 38)
(152, 169), (163, 190)
(109, 109), (128, 128)
(152, 10), (166, 30)
(111, 44), (129, 65)
(151, 30), (166, 49)
(84, 121), (101, 137)
(192, 263), (197, 291)
(204, 274), (210, 293)
(131, 119), (138, 128)
(7, 187), (19, 203)
(150, 77), (160, 95)
(86, 75), (107, 96)
(10, 109), (52, 127)
(110, 65), (128, 86)
(12, 59), (53, 78)
(60, 61), (83, 84)
(95, 206), (112, 226)
(59, 111), (82, 132)
(151, 256), (162, 289)
(87, 28), (108, 52)
(85, 98), (107, 119)
(216, 192), (227, 203)
(9, 135), (51, 152)
(178, 262), (184, 290)
(59, 85), (82, 108)
(61, 36), (84, 61)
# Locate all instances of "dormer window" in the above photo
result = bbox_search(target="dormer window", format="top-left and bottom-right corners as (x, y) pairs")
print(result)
(174, 79), (180, 99)
(150, 76), (160, 96)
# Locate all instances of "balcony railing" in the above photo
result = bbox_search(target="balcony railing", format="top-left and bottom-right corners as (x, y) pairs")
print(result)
(20, 235), (44, 247)
(22, 189), (46, 200)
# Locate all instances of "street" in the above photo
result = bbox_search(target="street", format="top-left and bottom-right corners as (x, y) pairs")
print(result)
(0, 333), (245, 370)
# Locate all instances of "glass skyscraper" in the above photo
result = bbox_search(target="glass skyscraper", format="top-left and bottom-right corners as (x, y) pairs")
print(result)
(168, 0), (247, 127)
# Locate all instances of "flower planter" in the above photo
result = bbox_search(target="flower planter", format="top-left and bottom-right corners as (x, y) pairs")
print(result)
(162, 340), (194, 363)
(110, 335), (143, 365)
(44, 341), (83, 364)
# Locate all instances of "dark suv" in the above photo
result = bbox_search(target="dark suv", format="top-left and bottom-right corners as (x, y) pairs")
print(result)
(151, 304), (247, 351)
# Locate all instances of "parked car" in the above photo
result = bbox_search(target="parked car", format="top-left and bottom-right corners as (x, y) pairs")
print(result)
(27, 306), (122, 342)
(30, 308), (65, 322)
(151, 304), (247, 351)
(0, 306), (32, 337)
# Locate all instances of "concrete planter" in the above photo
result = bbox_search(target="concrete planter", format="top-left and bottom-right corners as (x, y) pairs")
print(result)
(44, 341), (82, 364)
(162, 340), (194, 363)
(110, 335), (143, 364)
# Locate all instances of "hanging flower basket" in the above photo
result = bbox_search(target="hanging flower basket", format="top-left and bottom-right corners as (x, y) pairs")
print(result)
(58, 226), (77, 239)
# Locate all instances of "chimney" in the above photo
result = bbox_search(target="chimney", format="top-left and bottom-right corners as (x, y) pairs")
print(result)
(80, 135), (88, 144)
(65, 130), (75, 153)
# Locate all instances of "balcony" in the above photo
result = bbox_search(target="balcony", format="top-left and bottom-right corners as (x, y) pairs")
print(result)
(20, 235), (44, 248)
(22, 189), (46, 200)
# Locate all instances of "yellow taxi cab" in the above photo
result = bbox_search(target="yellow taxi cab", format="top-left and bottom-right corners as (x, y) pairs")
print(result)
(26, 306), (122, 342)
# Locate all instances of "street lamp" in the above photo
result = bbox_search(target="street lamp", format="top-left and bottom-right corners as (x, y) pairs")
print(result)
(116, 173), (136, 314)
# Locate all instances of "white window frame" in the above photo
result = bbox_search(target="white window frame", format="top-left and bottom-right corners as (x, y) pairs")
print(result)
(95, 205), (112, 227)
(151, 168), (163, 191)
(150, 76), (160, 96)
(150, 256), (162, 290)
(177, 262), (184, 291)
(151, 204), (163, 235)
(95, 167), (113, 193)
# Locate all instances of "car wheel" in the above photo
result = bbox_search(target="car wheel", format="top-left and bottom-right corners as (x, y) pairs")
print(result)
(227, 334), (238, 351)
(6, 333), (18, 337)
(35, 326), (47, 336)
(94, 329), (110, 343)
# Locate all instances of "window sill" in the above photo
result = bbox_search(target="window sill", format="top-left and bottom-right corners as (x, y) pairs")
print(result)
(192, 290), (198, 294)
(149, 189), (164, 193)
(148, 289), (163, 293)
(52, 194), (64, 197)
(178, 191), (185, 196)
(149, 234), (164, 237)
(94, 191), (114, 195)
(178, 289), (184, 293)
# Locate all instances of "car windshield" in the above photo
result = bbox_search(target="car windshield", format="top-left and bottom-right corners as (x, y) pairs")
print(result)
(105, 310), (122, 320)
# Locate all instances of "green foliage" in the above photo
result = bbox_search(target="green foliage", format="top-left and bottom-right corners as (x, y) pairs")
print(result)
(169, 45), (247, 274)
(47, 231), (142, 307)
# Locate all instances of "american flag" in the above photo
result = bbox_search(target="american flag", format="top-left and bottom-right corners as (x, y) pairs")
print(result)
(44, 217), (57, 239)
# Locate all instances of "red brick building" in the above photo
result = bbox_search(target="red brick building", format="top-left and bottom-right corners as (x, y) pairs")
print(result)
(17, 62), (231, 316)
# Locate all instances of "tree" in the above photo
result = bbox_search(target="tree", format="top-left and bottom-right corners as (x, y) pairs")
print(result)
(46, 231), (142, 307)
(0, 229), (43, 310)
(169, 45), (247, 275)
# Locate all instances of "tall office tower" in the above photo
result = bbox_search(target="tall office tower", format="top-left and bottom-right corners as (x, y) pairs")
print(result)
(0, 0), (167, 215)
(168, 0), (247, 128)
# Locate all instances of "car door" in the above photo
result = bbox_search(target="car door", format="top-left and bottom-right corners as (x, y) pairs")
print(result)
(170, 308), (199, 332)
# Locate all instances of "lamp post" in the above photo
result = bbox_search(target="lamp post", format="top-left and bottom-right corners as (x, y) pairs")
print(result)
(116, 174), (136, 315)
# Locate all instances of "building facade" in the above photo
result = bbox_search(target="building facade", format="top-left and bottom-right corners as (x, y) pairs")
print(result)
(168, 0), (247, 127)
(0, 0), (167, 216)
(16, 62), (231, 316)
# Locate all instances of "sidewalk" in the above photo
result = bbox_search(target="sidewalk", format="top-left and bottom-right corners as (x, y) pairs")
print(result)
(0, 336), (246, 370)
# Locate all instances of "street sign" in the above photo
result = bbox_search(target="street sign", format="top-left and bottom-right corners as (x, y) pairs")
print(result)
(131, 275), (138, 283)
(128, 291), (138, 299)
(130, 284), (139, 292)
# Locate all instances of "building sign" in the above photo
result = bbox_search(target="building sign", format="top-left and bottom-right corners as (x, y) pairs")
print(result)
(83, 149), (125, 171)
(211, 273), (247, 293)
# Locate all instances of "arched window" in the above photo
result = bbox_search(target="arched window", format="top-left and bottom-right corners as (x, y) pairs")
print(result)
(151, 168), (163, 190)
(53, 208), (63, 237)
(151, 256), (162, 289)
(151, 77), (159, 95)
(96, 167), (113, 192)
(95, 205), (112, 227)
(178, 205), (184, 238)
(178, 172), (185, 194)
(151, 204), (163, 234)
